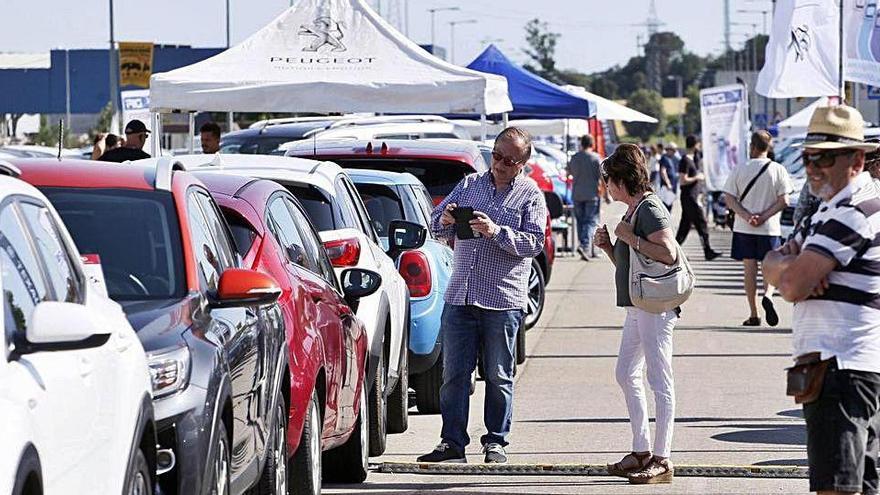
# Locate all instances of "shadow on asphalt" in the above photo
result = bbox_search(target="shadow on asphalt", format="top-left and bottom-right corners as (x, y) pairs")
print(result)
(706, 424), (806, 446)
(525, 353), (789, 359)
(777, 408), (804, 419)
(753, 458), (809, 466)
(518, 416), (801, 424)
(326, 480), (624, 491)
(540, 324), (792, 334)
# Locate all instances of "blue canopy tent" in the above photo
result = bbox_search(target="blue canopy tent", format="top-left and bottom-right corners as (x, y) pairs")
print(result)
(456, 44), (596, 119)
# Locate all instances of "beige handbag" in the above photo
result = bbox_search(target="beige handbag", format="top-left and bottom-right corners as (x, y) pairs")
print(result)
(628, 195), (696, 313)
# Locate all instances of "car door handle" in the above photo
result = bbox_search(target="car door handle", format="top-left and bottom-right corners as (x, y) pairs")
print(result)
(79, 357), (93, 377)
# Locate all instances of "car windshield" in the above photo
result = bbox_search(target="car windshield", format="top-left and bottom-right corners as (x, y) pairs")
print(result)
(284, 184), (336, 231)
(353, 183), (404, 237)
(41, 188), (186, 301)
(219, 136), (294, 155)
(333, 158), (475, 200)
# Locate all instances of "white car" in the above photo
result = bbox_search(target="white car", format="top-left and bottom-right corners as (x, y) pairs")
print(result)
(0, 162), (156, 495)
(135, 153), (414, 457)
(305, 121), (472, 142)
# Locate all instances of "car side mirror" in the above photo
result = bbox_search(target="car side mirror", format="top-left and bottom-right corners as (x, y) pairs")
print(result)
(387, 220), (426, 258)
(340, 268), (382, 311)
(213, 268), (281, 308)
(21, 301), (111, 352)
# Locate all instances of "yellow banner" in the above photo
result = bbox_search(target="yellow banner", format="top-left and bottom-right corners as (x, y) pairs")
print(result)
(119, 42), (154, 88)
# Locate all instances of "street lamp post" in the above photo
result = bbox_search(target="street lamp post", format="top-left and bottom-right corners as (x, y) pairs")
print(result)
(108, 0), (119, 133)
(737, 8), (769, 34)
(667, 75), (684, 138)
(428, 6), (459, 48)
(449, 19), (476, 64)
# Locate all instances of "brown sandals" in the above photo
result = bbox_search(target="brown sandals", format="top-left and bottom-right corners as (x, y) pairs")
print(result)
(606, 451), (652, 477)
(628, 457), (674, 484)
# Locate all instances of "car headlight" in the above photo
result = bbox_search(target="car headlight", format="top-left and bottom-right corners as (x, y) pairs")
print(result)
(147, 344), (191, 398)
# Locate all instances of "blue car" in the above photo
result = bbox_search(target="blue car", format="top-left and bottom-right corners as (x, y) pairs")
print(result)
(348, 170), (453, 414)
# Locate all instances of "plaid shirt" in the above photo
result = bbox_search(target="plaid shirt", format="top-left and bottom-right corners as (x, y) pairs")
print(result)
(431, 171), (547, 311)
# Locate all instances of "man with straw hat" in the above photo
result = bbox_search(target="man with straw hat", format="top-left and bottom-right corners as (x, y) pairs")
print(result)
(764, 105), (880, 495)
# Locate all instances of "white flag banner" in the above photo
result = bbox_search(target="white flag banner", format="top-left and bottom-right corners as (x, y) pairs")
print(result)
(756, 0), (840, 98)
(700, 85), (749, 192)
(843, 0), (880, 86)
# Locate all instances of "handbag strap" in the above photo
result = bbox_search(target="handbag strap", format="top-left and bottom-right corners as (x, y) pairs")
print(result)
(739, 159), (772, 203)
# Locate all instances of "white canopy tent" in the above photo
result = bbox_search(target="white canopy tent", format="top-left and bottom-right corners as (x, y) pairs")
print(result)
(149, 0), (512, 115)
(562, 85), (658, 123)
(775, 97), (829, 138)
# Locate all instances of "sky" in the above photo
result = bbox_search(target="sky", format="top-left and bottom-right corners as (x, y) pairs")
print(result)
(0, 0), (760, 74)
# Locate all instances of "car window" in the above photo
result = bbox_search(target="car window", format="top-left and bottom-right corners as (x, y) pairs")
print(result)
(187, 194), (223, 293)
(267, 196), (315, 272)
(333, 179), (362, 231)
(375, 133), (417, 140)
(353, 183), (404, 237)
(194, 192), (236, 271)
(1, 203), (49, 336)
(403, 185), (430, 228)
(285, 197), (336, 284)
(18, 202), (80, 303)
(421, 132), (458, 139)
(220, 208), (257, 259)
(333, 158), (474, 199)
(412, 185), (436, 226)
(42, 188), (186, 301)
(219, 136), (293, 155)
(284, 184), (336, 231)
(341, 177), (378, 242)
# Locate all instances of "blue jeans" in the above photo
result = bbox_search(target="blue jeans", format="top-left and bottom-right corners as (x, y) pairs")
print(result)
(574, 198), (600, 251)
(439, 304), (523, 451)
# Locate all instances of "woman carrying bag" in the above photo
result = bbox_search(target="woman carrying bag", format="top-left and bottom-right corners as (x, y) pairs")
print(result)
(594, 143), (693, 484)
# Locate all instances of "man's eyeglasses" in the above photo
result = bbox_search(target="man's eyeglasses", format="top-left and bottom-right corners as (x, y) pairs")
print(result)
(491, 150), (528, 168)
(802, 149), (855, 169)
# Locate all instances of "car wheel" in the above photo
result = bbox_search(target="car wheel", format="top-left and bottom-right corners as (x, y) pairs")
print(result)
(323, 383), (369, 483)
(387, 319), (409, 434)
(124, 448), (152, 495)
(523, 258), (545, 329)
(368, 344), (387, 456)
(413, 356), (442, 414)
(208, 422), (231, 495)
(258, 393), (288, 494)
(289, 390), (321, 495)
(516, 320), (527, 365)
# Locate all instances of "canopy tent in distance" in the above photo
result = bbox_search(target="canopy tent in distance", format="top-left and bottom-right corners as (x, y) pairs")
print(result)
(562, 85), (658, 123)
(774, 97), (828, 138)
(148, 0), (512, 115)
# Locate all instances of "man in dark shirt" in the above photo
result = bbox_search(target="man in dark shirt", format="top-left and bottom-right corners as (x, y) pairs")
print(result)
(567, 135), (605, 260)
(676, 135), (720, 260)
(98, 119), (151, 162)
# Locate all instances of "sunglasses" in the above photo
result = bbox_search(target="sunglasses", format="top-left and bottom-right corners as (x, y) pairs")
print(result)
(802, 149), (855, 169)
(491, 150), (528, 168)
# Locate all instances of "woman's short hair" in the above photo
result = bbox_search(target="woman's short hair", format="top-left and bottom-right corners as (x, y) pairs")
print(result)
(602, 143), (652, 196)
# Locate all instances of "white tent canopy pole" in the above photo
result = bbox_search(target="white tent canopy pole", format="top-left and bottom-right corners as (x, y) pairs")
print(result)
(149, 0), (512, 115)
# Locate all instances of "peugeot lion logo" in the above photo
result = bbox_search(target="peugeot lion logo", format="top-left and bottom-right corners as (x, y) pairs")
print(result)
(298, 16), (346, 52)
(789, 25), (811, 62)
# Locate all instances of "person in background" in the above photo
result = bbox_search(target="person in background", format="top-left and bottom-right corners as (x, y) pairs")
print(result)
(90, 132), (107, 160)
(418, 127), (547, 464)
(764, 105), (880, 495)
(594, 143), (679, 485)
(104, 133), (121, 152)
(675, 135), (721, 260)
(567, 134), (605, 260)
(722, 130), (792, 327)
(200, 121), (222, 154)
(98, 119), (151, 162)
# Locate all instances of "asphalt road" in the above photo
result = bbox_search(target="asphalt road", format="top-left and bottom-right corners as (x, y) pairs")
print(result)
(326, 202), (809, 494)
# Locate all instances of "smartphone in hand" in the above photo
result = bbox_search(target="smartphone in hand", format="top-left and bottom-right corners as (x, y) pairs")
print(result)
(452, 206), (477, 240)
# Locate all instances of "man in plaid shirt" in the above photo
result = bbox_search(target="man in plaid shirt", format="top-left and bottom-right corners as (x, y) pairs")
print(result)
(417, 127), (548, 464)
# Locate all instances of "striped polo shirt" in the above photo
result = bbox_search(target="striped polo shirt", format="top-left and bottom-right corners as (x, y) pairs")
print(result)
(792, 172), (880, 373)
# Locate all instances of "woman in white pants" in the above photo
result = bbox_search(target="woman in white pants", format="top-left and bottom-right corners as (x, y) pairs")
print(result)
(594, 143), (679, 484)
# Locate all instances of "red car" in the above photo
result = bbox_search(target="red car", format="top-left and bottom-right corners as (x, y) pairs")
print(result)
(192, 171), (372, 493)
(285, 138), (554, 360)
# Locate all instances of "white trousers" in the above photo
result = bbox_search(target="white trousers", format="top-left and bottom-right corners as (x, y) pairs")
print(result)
(615, 307), (677, 457)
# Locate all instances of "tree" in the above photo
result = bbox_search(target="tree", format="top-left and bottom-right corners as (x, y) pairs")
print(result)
(523, 18), (560, 82)
(683, 84), (702, 136)
(556, 69), (590, 89)
(623, 89), (665, 141)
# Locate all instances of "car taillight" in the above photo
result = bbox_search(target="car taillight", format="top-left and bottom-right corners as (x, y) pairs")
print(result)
(398, 251), (432, 298)
(323, 238), (361, 267)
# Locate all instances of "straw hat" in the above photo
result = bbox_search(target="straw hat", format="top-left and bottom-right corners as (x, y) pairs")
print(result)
(800, 105), (880, 151)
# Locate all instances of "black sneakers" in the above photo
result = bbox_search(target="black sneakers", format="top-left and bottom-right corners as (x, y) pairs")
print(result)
(704, 249), (721, 261)
(483, 443), (508, 464)
(417, 443), (467, 463)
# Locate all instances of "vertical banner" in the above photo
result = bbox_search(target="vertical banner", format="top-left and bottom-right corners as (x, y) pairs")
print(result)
(700, 85), (749, 192)
(120, 89), (154, 152)
(118, 42), (154, 88)
(844, 0), (880, 86)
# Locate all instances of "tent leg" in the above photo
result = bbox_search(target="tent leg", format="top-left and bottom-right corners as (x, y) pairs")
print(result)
(502, 112), (509, 128)
(227, 111), (234, 133)
(188, 112), (196, 154)
(480, 114), (487, 142)
(151, 112), (162, 157)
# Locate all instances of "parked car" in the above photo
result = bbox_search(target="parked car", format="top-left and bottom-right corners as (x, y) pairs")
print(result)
(191, 170), (385, 491)
(0, 161), (156, 495)
(347, 169), (454, 414)
(146, 153), (417, 457)
(285, 138), (554, 337)
(14, 157), (290, 495)
(220, 120), (339, 155)
(308, 121), (472, 142)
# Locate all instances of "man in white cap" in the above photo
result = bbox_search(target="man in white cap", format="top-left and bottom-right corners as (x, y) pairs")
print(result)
(764, 105), (880, 495)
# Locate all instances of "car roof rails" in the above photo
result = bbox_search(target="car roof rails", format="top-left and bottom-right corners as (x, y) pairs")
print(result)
(0, 159), (21, 178)
(155, 157), (186, 191)
(249, 115), (368, 131)
(326, 115), (449, 129)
